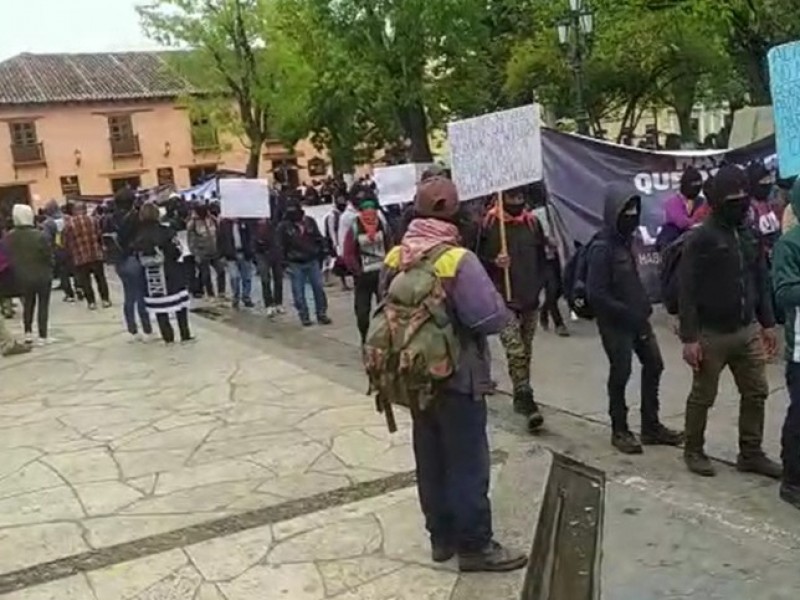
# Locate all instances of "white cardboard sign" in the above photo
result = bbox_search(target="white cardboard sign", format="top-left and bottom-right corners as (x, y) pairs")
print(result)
(374, 163), (433, 206)
(447, 104), (543, 200)
(219, 178), (271, 219)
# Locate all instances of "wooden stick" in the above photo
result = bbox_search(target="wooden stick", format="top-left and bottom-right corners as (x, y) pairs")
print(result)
(497, 190), (512, 302)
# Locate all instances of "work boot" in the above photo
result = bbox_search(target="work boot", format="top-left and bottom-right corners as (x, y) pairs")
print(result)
(458, 541), (528, 573)
(512, 388), (535, 416)
(611, 430), (642, 455)
(737, 453), (782, 480)
(684, 451), (716, 477)
(431, 542), (455, 563)
(527, 406), (544, 433)
(641, 424), (684, 447)
(779, 482), (800, 510)
(555, 324), (570, 337)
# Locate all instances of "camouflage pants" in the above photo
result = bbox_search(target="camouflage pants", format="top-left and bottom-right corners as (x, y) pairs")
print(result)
(499, 309), (538, 392)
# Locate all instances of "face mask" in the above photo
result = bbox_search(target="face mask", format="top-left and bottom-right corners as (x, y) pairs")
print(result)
(753, 183), (772, 202)
(617, 213), (639, 237)
(683, 185), (702, 200)
(504, 204), (525, 217)
(718, 197), (750, 225)
(335, 202), (347, 211)
(195, 207), (208, 218)
(287, 209), (302, 222)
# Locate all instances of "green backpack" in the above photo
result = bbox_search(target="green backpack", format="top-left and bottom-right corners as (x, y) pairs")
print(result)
(363, 245), (461, 422)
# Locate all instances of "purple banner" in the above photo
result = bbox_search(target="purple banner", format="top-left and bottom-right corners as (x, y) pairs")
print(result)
(542, 129), (776, 299)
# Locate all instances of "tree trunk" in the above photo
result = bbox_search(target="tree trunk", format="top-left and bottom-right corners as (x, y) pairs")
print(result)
(398, 101), (433, 163)
(245, 142), (261, 178)
(674, 103), (695, 143)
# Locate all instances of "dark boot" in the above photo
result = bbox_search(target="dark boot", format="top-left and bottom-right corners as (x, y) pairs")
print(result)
(684, 451), (716, 477)
(512, 388), (535, 416)
(431, 542), (455, 563)
(780, 482), (800, 510)
(611, 430), (643, 455)
(458, 541), (528, 573)
(684, 403), (709, 455)
(737, 453), (782, 479)
(555, 324), (570, 337)
(641, 424), (684, 447)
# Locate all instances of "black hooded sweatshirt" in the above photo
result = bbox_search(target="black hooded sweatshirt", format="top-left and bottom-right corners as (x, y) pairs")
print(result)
(586, 184), (652, 332)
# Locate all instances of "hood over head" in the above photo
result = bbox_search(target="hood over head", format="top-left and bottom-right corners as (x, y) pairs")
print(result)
(602, 182), (640, 232)
(12, 203), (35, 227)
(44, 199), (61, 217)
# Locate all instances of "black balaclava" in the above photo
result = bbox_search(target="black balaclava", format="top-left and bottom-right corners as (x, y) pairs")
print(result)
(503, 190), (526, 217)
(285, 199), (303, 222)
(711, 165), (749, 227)
(617, 197), (640, 238)
(680, 166), (703, 200)
(745, 161), (772, 202)
(195, 204), (209, 219)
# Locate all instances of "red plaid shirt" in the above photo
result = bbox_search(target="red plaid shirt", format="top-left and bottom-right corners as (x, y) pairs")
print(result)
(64, 215), (104, 266)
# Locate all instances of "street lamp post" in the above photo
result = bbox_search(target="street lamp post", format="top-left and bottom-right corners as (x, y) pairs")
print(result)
(557, 0), (594, 136)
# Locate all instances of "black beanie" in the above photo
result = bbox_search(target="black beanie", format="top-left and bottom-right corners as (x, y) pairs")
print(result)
(709, 165), (747, 208)
(745, 161), (770, 194)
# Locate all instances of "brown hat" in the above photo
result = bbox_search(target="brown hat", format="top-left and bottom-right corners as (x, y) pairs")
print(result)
(414, 176), (459, 220)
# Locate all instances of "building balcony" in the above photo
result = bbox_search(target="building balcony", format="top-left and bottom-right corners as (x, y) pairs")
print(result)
(191, 128), (219, 152)
(10, 142), (46, 166)
(110, 135), (141, 158)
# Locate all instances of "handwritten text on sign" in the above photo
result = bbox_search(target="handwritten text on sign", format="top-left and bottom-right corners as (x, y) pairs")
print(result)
(769, 41), (800, 178)
(448, 104), (543, 200)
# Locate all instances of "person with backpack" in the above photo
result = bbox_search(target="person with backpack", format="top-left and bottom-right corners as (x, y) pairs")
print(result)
(586, 183), (683, 455)
(343, 184), (393, 344)
(679, 164), (780, 478)
(479, 188), (547, 432)
(105, 189), (153, 342)
(277, 199), (332, 327)
(42, 200), (76, 303)
(131, 202), (193, 344)
(366, 176), (526, 573)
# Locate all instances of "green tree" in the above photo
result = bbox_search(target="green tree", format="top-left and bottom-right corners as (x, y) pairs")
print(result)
(138, 0), (309, 177)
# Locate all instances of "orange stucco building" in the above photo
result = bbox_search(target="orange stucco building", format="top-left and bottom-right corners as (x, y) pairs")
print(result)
(0, 52), (330, 212)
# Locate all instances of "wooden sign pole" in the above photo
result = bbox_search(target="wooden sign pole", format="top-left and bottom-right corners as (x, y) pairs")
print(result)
(498, 190), (512, 302)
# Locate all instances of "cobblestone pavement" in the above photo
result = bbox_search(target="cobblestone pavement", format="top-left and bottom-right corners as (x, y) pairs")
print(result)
(1, 279), (800, 599)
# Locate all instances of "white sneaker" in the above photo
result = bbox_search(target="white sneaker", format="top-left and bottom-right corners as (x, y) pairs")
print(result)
(36, 337), (55, 347)
(275, 305), (286, 315)
(141, 333), (156, 343)
(129, 333), (143, 343)
(24, 333), (33, 345)
(266, 306), (276, 318)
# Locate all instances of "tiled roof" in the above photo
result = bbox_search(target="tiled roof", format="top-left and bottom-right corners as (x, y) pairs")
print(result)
(0, 52), (199, 105)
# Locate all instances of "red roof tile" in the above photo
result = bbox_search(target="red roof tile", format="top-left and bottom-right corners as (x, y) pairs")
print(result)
(0, 52), (198, 105)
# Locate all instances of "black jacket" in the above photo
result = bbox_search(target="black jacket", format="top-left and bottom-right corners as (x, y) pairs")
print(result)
(131, 222), (187, 295)
(218, 219), (257, 260)
(587, 184), (652, 332)
(678, 213), (775, 342)
(277, 215), (325, 264)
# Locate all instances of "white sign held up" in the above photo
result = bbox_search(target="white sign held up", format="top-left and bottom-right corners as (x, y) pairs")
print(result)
(448, 104), (543, 200)
(374, 163), (433, 206)
(219, 179), (271, 219)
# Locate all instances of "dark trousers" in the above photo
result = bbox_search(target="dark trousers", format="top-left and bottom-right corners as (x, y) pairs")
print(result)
(256, 255), (284, 307)
(185, 256), (199, 296)
(214, 258), (227, 296)
(22, 283), (52, 338)
(413, 392), (493, 553)
(155, 309), (191, 343)
(685, 324), (767, 457)
(540, 260), (565, 329)
(784, 363), (800, 485)
(75, 261), (109, 306)
(116, 257), (152, 336)
(287, 260), (328, 321)
(196, 259), (215, 297)
(598, 321), (663, 433)
(354, 270), (379, 343)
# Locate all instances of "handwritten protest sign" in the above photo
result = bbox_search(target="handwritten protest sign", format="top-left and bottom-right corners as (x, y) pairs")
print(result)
(447, 104), (543, 200)
(769, 41), (800, 178)
(219, 179), (270, 219)
(374, 163), (433, 206)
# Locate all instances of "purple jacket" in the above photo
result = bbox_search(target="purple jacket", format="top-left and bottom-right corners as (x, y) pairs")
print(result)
(381, 244), (510, 398)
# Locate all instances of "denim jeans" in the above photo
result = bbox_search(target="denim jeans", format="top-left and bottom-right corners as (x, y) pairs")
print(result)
(227, 255), (253, 303)
(782, 363), (800, 485)
(412, 392), (493, 553)
(116, 256), (152, 335)
(287, 260), (328, 321)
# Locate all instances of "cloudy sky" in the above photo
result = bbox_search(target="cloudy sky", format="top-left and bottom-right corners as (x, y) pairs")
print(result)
(0, 0), (163, 61)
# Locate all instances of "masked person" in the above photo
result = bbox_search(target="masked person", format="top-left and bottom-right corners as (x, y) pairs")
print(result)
(343, 184), (393, 344)
(187, 202), (219, 299)
(679, 165), (780, 478)
(323, 192), (351, 290)
(657, 166), (710, 251)
(218, 217), (257, 309)
(277, 199), (331, 327)
(746, 161), (781, 260)
(587, 184), (683, 454)
(479, 188), (547, 432)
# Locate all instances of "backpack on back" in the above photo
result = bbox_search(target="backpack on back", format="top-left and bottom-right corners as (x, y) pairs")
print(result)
(563, 234), (603, 320)
(659, 232), (688, 315)
(362, 246), (460, 422)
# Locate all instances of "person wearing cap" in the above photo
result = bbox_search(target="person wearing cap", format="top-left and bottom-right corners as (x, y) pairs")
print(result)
(745, 161), (780, 260)
(381, 176), (527, 573)
(679, 164), (780, 478)
(342, 183), (393, 344)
